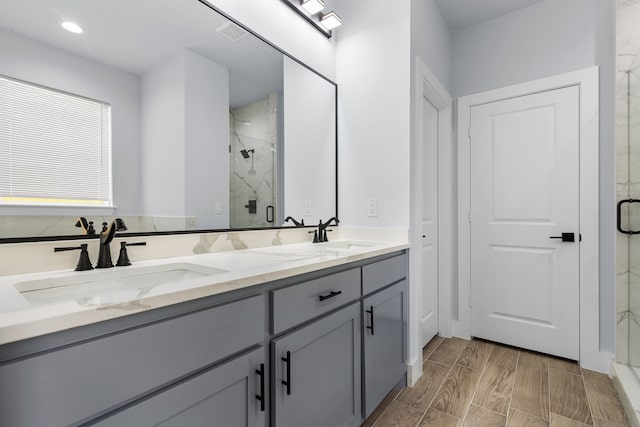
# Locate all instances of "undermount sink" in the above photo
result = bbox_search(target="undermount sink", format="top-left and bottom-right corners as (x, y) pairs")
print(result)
(15, 263), (227, 305)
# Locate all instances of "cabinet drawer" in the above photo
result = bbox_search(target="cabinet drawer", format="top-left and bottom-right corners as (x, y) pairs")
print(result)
(362, 253), (407, 295)
(0, 294), (265, 427)
(271, 268), (360, 334)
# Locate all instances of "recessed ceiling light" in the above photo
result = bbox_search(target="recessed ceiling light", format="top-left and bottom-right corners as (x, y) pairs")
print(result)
(300, 0), (325, 15)
(320, 11), (342, 31)
(61, 21), (83, 34)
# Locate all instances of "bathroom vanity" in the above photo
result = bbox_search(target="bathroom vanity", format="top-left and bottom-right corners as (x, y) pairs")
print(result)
(0, 240), (408, 427)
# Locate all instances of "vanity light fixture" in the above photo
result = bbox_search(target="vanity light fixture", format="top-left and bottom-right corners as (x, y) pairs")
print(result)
(319, 11), (342, 31)
(280, 0), (341, 38)
(300, 0), (325, 15)
(61, 21), (83, 34)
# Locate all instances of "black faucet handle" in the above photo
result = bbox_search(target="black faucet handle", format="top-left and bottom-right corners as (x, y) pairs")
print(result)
(116, 241), (147, 267)
(75, 217), (97, 235)
(87, 221), (96, 235)
(54, 243), (93, 271)
(308, 230), (319, 243)
(101, 222), (108, 233)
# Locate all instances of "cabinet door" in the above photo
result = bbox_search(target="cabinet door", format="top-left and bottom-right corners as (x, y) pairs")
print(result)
(363, 280), (407, 418)
(272, 303), (361, 427)
(96, 347), (266, 427)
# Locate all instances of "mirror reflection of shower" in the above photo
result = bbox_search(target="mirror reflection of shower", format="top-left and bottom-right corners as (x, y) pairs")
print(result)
(240, 149), (257, 176)
(229, 92), (281, 228)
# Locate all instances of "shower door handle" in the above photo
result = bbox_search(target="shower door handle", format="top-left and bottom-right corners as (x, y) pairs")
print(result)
(266, 205), (274, 223)
(617, 199), (640, 234)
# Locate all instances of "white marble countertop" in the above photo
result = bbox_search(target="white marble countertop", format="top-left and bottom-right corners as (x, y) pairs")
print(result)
(0, 239), (409, 346)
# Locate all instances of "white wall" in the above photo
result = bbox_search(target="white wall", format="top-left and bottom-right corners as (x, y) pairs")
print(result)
(185, 50), (230, 229)
(141, 50), (230, 228)
(411, 0), (452, 94)
(336, 0), (412, 228)
(204, 0), (336, 81)
(451, 0), (616, 353)
(283, 56), (336, 225)
(0, 29), (142, 215)
(141, 53), (186, 218)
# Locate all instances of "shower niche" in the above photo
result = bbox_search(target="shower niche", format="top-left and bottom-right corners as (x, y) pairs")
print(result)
(229, 93), (281, 228)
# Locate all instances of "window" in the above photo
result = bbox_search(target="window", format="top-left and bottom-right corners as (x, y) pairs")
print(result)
(0, 75), (112, 207)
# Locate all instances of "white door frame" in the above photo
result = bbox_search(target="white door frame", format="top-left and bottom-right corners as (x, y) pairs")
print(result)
(455, 66), (610, 373)
(409, 57), (453, 385)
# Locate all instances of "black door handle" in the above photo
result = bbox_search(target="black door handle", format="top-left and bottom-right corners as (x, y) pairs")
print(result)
(255, 363), (265, 411)
(549, 233), (575, 242)
(366, 306), (374, 335)
(318, 290), (342, 302)
(281, 351), (291, 396)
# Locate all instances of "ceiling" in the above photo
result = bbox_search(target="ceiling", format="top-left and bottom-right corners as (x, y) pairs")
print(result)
(0, 0), (284, 108)
(434, 0), (546, 32)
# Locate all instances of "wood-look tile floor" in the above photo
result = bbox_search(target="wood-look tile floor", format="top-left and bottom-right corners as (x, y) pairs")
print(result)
(362, 337), (630, 427)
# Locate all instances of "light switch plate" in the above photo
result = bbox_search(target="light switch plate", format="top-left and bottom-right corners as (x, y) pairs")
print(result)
(367, 199), (378, 217)
(215, 202), (223, 214)
(304, 201), (312, 216)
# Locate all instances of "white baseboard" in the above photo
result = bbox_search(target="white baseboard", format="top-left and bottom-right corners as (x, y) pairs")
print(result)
(406, 357), (422, 387)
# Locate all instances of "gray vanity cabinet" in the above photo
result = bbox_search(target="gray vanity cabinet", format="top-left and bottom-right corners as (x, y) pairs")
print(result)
(0, 294), (265, 427)
(361, 254), (408, 418)
(272, 302), (362, 427)
(96, 347), (266, 427)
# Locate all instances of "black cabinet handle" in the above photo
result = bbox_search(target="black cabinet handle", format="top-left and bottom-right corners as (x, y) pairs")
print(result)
(366, 306), (374, 335)
(617, 199), (640, 234)
(318, 290), (342, 302)
(255, 363), (265, 411)
(549, 232), (575, 242)
(281, 351), (291, 396)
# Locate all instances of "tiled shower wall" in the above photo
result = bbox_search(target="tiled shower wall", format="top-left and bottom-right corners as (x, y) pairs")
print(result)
(617, 0), (640, 366)
(229, 93), (278, 228)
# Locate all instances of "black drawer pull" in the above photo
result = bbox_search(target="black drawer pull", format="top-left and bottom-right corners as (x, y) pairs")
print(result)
(318, 290), (342, 302)
(255, 363), (265, 411)
(281, 351), (291, 396)
(366, 306), (374, 335)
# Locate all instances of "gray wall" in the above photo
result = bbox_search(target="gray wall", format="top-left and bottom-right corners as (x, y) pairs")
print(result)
(451, 0), (616, 353)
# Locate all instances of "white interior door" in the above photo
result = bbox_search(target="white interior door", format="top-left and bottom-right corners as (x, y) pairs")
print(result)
(470, 86), (580, 360)
(420, 96), (438, 346)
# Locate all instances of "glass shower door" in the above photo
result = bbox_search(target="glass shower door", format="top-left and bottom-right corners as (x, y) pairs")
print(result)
(617, 57), (640, 368)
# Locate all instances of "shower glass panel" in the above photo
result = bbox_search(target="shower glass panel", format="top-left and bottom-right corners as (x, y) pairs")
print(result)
(617, 0), (640, 370)
(229, 93), (279, 228)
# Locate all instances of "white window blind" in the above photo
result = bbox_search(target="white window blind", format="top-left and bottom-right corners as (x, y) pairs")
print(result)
(0, 75), (112, 206)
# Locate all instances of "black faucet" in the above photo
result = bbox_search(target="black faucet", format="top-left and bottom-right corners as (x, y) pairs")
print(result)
(284, 216), (305, 227)
(96, 218), (127, 268)
(316, 217), (340, 243)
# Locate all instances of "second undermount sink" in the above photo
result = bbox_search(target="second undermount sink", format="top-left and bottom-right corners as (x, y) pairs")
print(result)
(15, 263), (228, 305)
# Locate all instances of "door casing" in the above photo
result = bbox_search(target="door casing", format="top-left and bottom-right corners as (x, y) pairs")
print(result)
(409, 57), (453, 386)
(456, 66), (609, 373)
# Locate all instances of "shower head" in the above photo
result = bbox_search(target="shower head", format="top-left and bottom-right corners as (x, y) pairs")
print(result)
(240, 149), (254, 159)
